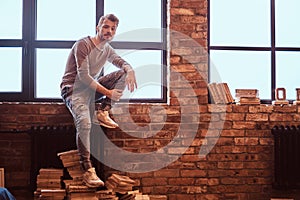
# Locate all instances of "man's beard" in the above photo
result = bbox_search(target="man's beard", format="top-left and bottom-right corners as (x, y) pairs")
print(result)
(102, 34), (113, 41)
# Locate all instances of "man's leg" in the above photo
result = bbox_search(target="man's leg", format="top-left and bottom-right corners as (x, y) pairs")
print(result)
(73, 102), (104, 188)
(95, 69), (126, 107)
(71, 98), (93, 171)
(61, 88), (104, 187)
(94, 70), (126, 128)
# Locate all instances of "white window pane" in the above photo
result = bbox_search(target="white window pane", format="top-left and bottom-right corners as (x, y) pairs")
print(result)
(210, 0), (270, 47)
(275, 0), (300, 47)
(276, 52), (300, 99)
(210, 50), (271, 99)
(104, 0), (162, 42)
(104, 50), (163, 99)
(37, 0), (96, 40)
(0, 0), (22, 39)
(0, 48), (22, 92)
(36, 49), (70, 98)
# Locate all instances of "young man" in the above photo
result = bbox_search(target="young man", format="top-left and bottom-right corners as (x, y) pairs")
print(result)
(60, 14), (137, 187)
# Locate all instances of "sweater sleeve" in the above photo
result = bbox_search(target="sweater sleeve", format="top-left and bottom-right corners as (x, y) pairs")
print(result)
(73, 40), (97, 88)
(107, 45), (132, 71)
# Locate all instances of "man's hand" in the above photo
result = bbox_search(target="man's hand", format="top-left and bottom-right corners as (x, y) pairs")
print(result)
(125, 70), (137, 92)
(107, 89), (123, 101)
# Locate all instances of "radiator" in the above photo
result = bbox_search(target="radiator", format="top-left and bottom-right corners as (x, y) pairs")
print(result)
(272, 125), (300, 189)
(29, 125), (77, 191)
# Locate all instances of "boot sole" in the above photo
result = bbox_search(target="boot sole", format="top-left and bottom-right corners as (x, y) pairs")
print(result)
(99, 121), (118, 129)
(92, 119), (118, 129)
(83, 180), (104, 188)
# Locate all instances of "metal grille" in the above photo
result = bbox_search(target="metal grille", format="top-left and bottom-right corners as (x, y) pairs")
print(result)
(29, 125), (76, 191)
(272, 125), (300, 189)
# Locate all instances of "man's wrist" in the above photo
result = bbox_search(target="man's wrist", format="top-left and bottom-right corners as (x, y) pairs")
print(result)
(123, 64), (133, 73)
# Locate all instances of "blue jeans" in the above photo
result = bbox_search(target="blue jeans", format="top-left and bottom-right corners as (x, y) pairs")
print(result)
(61, 70), (126, 170)
(0, 188), (16, 200)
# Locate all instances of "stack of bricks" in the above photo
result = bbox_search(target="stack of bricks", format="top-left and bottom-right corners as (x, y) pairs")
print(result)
(57, 149), (168, 200)
(57, 150), (98, 199)
(57, 149), (84, 180)
(105, 174), (136, 194)
(34, 168), (65, 200)
(95, 189), (118, 200)
(103, 174), (167, 200)
(66, 184), (98, 200)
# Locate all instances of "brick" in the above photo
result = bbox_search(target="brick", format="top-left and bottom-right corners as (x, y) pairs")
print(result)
(169, 194), (195, 200)
(154, 169), (180, 177)
(0, 103), (39, 114)
(249, 105), (273, 113)
(181, 16), (206, 24)
(170, 56), (181, 64)
(232, 105), (249, 112)
(207, 169), (236, 177)
(171, 48), (194, 56)
(245, 129), (270, 137)
(217, 161), (244, 169)
(225, 113), (245, 121)
(17, 115), (47, 123)
(39, 105), (69, 114)
(171, 64), (196, 73)
(244, 137), (259, 145)
(191, 31), (207, 39)
(221, 129), (244, 137)
(171, 8), (195, 16)
(195, 194), (220, 200)
(142, 178), (167, 186)
(270, 113), (294, 121)
(273, 104), (297, 113)
(232, 121), (257, 129)
(246, 113), (269, 121)
(259, 138), (273, 145)
(181, 169), (207, 177)
(244, 161), (271, 169)
(216, 138), (234, 145)
(224, 193), (248, 200)
(170, 24), (196, 32)
(153, 185), (181, 194)
(183, 185), (207, 194)
(207, 178), (219, 186)
(234, 137), (245, 145)
(246, 177), (271, 185)
(221, 177), (244, 185)
(222, 185), (261, 193)
(168, 178), (195, 185)
(207, 104), (228, 113)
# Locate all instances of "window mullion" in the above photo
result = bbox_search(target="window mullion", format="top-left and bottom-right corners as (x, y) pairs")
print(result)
(21, 0), (35, 101)
(271, 0), (276, 101)
(22, 0), (31, 100)
(96, 0), (104, 27)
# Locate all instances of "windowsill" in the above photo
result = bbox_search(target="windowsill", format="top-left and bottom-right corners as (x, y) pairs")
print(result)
(0, 101), (169, 106)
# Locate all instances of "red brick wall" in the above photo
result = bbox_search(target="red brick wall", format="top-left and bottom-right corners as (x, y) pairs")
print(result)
(1, 0), (300, 199)
(0, 103), (74, 199)
(1, 102), (300, 199)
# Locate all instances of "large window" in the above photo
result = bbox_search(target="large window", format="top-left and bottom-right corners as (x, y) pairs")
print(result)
(0, 0), (167, 102)
(209, 0), (300, 102)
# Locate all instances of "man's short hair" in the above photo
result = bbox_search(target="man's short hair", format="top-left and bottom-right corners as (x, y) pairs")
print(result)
(98, 14), (119, 26)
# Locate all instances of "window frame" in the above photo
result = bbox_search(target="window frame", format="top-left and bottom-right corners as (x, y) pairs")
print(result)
(208, 0), (300, 104)
(0, 0), (167, 103)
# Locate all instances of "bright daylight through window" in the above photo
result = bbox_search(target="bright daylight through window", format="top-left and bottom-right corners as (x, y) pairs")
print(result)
(209, 0), (300, 102)
(0, 0), (166, 102)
